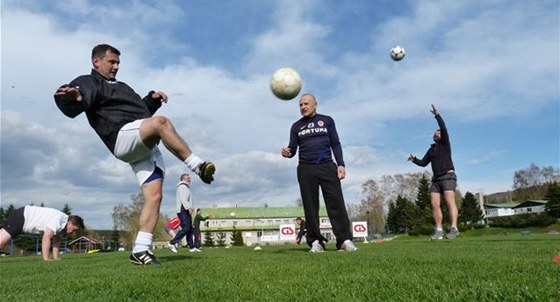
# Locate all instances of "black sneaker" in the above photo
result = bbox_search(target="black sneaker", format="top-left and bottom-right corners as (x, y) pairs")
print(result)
(198, 162), (215, 184)
(129, 250), (161, 265)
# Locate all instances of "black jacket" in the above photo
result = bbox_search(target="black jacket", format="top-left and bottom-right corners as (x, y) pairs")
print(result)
(413, 114), (455, 178)
(55, 69), (162, 153)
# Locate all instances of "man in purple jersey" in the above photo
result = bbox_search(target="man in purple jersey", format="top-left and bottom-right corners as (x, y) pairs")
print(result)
(282, 93), (357, 253)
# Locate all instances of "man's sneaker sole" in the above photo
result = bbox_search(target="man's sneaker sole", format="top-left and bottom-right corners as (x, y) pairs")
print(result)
(199, 162), (215, 184)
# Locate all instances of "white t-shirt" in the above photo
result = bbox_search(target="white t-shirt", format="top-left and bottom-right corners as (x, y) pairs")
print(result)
(22, 206), (68, 235)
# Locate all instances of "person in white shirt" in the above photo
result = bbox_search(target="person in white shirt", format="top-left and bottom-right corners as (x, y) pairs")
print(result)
(168, 174), (200, 253)
(0, 206), (84, 261)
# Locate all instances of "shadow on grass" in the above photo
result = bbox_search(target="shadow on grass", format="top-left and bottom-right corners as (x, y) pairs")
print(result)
(270, 246), (314, 254)
(158, 254), (197, 262)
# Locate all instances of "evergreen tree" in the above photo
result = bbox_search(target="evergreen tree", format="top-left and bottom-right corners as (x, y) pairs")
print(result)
(230, 229), (244, 246)
(415, 175), (431, 210)
(111, 228), (121, 250)
(6, 204), (15, 217)
(61, 203), (72, 215)
(386, 195), (421, 233)
(386, 202), (398, 233)
(459, 192), (484, 224)
(203, 231), (215, 247)
(0, 207), (5, 225)
(415, 175), (433, 226)
(215, 231), (226, 246)
(545, 182), (560, 218)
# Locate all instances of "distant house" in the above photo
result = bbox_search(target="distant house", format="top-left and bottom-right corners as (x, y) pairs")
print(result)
(484, 200), (548, 218)
(154, 206), (331, 248)
(484, 202), (519, 218)
(69, 236), (103, 253)
(511, 200), (548, 215)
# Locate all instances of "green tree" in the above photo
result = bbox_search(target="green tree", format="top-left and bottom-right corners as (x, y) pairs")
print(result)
(215, 230), (226, 246)
(459, 192), (484, 225)
(386, 195), (421, 234)
(415, 175), (431, 210)
(414, 175), (433, 227)
(545, 182), (560, 218)
(0, 207), (5, 225)
(111, 228), (122, 250)
(203, 231), (215, 247)
(230, 229), (244, 246)
(6, 204), (15, 217)
(61, 203), (72, 215)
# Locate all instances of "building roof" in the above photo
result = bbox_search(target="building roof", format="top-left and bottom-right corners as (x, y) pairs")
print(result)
(197, 206), (328, 219)
(484, 202), (520, 209)
(512, 200), (548, 209)
(68, 236), (102, 245)
(484, 200), (548, 209)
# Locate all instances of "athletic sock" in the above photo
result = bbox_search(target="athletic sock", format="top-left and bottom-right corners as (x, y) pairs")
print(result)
(184, 154), (203, 174)
(133, 231), (153, 253)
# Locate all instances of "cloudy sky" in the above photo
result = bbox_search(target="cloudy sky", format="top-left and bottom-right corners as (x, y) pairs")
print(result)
(1, 0), (558, 229)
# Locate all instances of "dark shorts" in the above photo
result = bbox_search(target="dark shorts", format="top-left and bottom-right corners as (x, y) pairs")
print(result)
(2, 207), (25, 238)
(430, 172), (457, 193)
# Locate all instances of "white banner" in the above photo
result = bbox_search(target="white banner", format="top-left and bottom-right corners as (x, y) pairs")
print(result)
(352, 221), (368, 238)
(260, 235), (278, 242)
(279, 224), (296, 240)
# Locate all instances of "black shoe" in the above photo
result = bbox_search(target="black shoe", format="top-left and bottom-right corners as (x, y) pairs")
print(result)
(198, 162), (215, 184)
(129, 250), (161, 265)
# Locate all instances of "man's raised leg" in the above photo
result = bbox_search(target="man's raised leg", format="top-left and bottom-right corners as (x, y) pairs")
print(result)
(139, 116), (215, 183)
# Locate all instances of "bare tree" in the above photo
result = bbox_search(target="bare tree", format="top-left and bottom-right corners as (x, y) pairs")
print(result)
(358, 179), (385, 234)
(513, 163), (560, 200)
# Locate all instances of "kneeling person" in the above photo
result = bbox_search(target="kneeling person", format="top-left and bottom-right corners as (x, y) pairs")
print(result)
(0, 206), (85, 261)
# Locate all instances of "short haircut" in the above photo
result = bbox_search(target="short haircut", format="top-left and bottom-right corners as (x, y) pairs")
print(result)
(300, 93), (316, 102)
(180, 173), (189, 180)
(92, 44), (121, 60)
(296, 217), (302, 220)
(68, 215), (85, 230)
(196, 208), (202, 212)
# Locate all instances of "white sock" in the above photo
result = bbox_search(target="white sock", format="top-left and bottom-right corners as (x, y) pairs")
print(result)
(184, 154), (203, 173)
(133, 231), (153, 253)
(436, 228), (443, 231)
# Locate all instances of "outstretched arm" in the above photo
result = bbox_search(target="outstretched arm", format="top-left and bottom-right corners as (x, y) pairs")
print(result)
(430, 104), (439, 116)
(54, 85), (85, 118)
(431, 104), (449, 142)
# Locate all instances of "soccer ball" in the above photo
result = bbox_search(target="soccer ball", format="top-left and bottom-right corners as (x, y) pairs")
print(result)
(390, 45), (405, 61)
(269, 67), (302, 100)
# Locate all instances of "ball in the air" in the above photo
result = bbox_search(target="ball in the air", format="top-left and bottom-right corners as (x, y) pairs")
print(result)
(390, 45), (406, 61)
(270, 67), (302, 100)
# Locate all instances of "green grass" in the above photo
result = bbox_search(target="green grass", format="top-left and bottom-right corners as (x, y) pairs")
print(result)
(1, 233), (559, 302)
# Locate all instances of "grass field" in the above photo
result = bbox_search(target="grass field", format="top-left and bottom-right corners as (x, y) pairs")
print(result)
(1, 232), (558, 302)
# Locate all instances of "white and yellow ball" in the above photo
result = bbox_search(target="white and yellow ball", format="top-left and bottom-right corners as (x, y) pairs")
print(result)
(270, 67), (302, 100)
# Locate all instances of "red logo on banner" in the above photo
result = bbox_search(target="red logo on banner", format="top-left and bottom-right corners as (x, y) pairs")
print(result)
(353, 224), (366, 232)
(281, 227), (295, 235)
